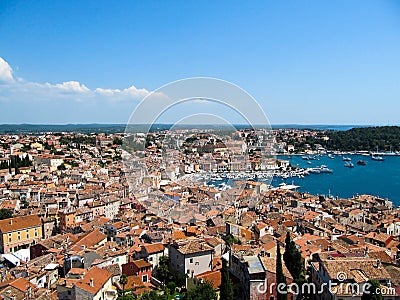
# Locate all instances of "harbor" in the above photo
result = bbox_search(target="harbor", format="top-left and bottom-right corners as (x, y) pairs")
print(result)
(276, 153), (400, 206)
(198, 152), (400, 207)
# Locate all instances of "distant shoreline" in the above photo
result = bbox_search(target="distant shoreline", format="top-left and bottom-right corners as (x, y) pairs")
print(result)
(0, 123), (386, 134)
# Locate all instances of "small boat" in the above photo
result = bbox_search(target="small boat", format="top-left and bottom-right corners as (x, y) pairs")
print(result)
(302, 156), (309, 160)
(327, 154), (335, 159)
(371, 155), (385, 161)
(320, 165), (333, 173)
(344, 162), (354, 168)
(357, 160), (367, 165)
(343, 157), (351, 161)
(309, 168), (321, 174)
(307, 161), (312, 164)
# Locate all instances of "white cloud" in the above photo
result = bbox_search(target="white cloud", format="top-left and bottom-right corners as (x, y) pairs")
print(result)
(95, 87), (120, 95)
(94, 85), (150, 99)
(123, 86), (150, 98)
(55, 81), (90, 93)
(0, 56), (157, 103)
(0, 57), (14, 82)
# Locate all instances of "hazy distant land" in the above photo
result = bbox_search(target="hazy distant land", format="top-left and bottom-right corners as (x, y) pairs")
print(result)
(0, 123), (372, 134)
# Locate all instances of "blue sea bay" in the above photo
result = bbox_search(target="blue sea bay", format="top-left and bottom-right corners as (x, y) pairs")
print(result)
(276, 154), (400, 206)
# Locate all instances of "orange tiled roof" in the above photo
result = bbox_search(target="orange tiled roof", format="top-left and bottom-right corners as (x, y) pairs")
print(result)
(72, 228), (106, 249)
(74, 267), (112, 295)
(9, 277), (36, 293)
(143, 243), (164, 254)
(172, 230), (187, 240)
(0, 215), (41, 233)
(133, 259), (152, 269)
(196, 270), (221, 289)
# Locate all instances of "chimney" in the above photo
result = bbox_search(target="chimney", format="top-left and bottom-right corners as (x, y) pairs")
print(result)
(89, 278), (94, 287)
(376, 259), (381, 268)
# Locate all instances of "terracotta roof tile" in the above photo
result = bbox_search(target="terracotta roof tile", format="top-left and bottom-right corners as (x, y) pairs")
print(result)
(176, 240), (213, 255)
(74, 267), (112, 295)
(0, 215), (41, 232)
(133, 259), (152, 269)
(142, 243), (164, 254)
(72, 228), (106, 249)
(196, 270), (221, 289)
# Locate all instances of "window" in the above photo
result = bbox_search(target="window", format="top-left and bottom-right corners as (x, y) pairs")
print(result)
(189, 258), (193, 263)
(187, 269), (190, 274)
(142, 275), (148, 282)
(195, 262), (199, 266)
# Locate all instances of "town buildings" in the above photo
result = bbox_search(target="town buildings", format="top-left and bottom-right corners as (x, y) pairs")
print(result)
(0, 130), (398, 299)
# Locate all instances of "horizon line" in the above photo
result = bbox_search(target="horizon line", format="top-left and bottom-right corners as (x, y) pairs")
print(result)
(0, 123), (397, 126)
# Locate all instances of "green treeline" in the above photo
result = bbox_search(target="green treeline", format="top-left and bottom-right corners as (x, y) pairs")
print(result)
(324, 126), (400, 151)
(59, 135), (96, 145)
(0, 154), (32, 171)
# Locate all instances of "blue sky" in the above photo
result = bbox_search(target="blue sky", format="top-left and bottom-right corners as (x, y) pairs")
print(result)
(0, 0), (400, 124)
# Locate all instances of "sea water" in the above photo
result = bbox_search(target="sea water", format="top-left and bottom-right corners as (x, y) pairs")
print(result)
(276, 154), (400, 206)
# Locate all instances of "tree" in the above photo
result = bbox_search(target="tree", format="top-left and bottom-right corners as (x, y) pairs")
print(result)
(283, 232), (305, 283)
(225, 235), (241, 246)
(361, 279), (383, 300)
(113, 137), (123, 145)
(220, 258), (234, 300)
(276, 242), (287, 300)
(156, 256), (171, 284)
(119, 274), (128, 295)
(0, 208), (13, 220)
(20, 197), (29, 209)
(166, 281), (176, 294)
(186, 281), (217, 300)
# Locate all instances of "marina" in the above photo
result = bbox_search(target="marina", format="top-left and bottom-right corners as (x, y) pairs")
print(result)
(276, 153), (400, 206)
(203, 152), (400, 206)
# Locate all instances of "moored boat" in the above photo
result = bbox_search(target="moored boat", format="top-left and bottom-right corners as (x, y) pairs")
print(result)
(320, 166), (333, 173)
(309, 168), (321, 174)
(371, 155), (385, 161)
